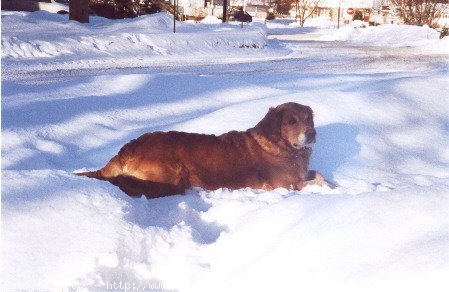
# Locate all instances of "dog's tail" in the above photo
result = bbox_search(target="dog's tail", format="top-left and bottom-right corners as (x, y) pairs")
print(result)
(75, 169), (107, 180)
(75, 154), (125, 181)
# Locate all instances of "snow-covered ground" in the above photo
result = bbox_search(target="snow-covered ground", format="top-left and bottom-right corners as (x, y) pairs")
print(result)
(1, 11), (285, 75)
(267, 18), (449, 52)
(2, 11), (449, 292)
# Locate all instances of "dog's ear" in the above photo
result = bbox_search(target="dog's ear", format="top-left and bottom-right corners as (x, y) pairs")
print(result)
(255, 107), (282, 142)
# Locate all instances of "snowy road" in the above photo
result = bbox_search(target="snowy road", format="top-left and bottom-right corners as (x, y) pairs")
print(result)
(2, 15), (449, 292)
(4, 38), (448, 81)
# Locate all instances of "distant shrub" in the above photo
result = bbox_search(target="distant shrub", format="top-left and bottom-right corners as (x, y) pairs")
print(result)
(90, 0), (163, 19)
(139, 0), (164, 15)
(266, 12), (275, 20)
(352, 10), (363, 21)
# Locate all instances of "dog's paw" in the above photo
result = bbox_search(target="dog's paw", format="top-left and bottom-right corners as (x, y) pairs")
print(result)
(306, 170), (337, 189)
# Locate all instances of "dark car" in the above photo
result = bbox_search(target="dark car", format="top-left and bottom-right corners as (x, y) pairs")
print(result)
(2, 0), (69, 14)
(266, 12), (275, 20)
(2, 0), (96, 15)
(229, 9), (252, 22)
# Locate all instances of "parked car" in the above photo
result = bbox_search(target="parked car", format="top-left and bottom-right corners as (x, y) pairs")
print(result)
(2, 0), (69, 14)
(440, 26), (449, 39)
(229, 8), (252, 22)
(266, 12), (275, 20)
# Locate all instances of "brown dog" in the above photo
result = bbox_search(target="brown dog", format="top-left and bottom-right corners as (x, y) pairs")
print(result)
(76, 102), (332, 197)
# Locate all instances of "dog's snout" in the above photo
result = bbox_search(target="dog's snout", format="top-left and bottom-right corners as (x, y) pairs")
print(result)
(306, 128), (316, 143)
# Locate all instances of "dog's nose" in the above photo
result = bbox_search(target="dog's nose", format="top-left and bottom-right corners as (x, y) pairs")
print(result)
(305, 128), (316, 143)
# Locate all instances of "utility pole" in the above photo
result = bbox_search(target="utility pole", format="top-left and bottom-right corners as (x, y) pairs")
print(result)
(69, 0), (89, 23)
(223, 0), (228, 22)
(173, 0), (177, 33)
(295, 0), (298, 22)
(241, 6), (244, 28)
(337, 0), (341, 28)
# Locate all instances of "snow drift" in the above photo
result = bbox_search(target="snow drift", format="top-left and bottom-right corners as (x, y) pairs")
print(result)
(3, 70), (449, 291)
(1, 11), (282, 73)
(2, 10), (449, 292)
(324, 24), (449, 52)
(267, 18), (449, 53)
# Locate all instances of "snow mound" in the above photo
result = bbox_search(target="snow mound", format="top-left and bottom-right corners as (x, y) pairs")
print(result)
(3, 9), (449, 292)
(1, 11), (278, 73)
(201, 15), (222, 24)
(265, 18), (336, 37)
(3, 66), (449, 291)
(295, 17), (337, 28)
(351, 19), (368, 28)
(323, 24), (449, 52)
(3, 170), (449, 291)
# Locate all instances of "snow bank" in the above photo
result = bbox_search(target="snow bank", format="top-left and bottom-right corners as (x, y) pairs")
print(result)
(3, 173), (449, 291)
(1, 11), (282, 73)
(2, 10), (449, 292)
(3, 67), (449, 291)
(324, 24), (449, 52)
(266, 18), (336, 36)
(294, 17), (337, 28)
(267, 17), (337, 29)
(201, 15), (222, 24)
(266, 19), (448, 52)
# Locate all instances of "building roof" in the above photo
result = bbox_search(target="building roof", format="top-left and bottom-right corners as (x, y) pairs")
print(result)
(319, 0), (374, 9)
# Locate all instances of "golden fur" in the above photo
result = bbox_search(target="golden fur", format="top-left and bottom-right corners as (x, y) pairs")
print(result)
(76, 102), (332, 197)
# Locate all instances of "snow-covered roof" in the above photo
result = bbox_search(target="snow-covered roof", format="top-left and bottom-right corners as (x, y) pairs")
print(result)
(320, 0), (374, 9)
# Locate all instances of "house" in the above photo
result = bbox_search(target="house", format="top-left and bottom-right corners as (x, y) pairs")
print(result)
(289, 0), (375, 23)
(172, 0), (272, 19)
(437, 3), (449, 27)
(287, 0), (405, 25)
(232, 0), (275, 19)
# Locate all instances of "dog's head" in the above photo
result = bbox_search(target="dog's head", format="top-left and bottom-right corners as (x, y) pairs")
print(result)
(255, 102), (316, 150)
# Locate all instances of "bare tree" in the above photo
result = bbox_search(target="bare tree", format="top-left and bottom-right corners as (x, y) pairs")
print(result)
(70, 0), (89, 23)
(276, 0), (293, 14)
(389, 0), (449, 27)
(266, 0), (278, 12)
(294, 0), (322, 27)
(89, 0), (147, 18)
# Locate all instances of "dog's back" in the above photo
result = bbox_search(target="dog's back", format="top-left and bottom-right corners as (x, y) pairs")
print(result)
(77, 103), (320, 197)
(76, 130), (264, 197)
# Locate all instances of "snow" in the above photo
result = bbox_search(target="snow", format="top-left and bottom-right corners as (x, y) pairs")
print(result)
(2, 10), (449, 292)
(2, 11), (283, 75)
(266, 18), (337, 36)
(201, 15), (222, 24)
(324, 24), (449, 51)
(266, 18), (449, 52)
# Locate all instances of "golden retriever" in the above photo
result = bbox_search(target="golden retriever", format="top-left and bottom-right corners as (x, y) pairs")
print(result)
(76, 102), (332, 197)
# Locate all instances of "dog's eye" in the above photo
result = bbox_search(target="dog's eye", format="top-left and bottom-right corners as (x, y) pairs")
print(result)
(288, 118), (297, 125)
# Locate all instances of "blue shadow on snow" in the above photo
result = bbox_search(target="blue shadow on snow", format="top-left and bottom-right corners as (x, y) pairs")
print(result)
(310, 123), (360, 184)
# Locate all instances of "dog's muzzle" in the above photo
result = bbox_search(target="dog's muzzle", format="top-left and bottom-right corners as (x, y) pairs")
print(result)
(305, 128), (316, 144)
